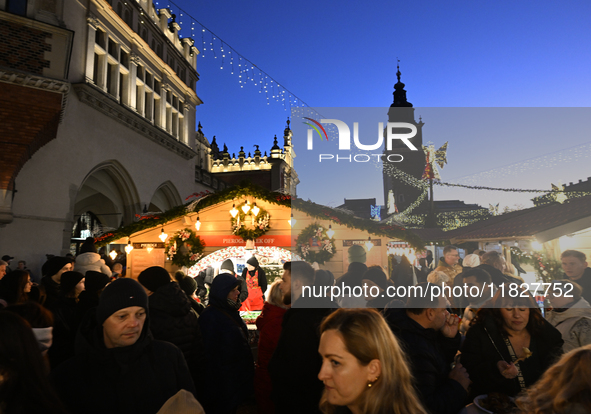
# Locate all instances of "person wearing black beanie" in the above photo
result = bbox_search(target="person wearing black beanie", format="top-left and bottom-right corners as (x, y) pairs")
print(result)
(48, 271), (85, 368)
(51, 277), (196, 414)
(74, 237), (112, 278)
(40, 257), (72, 310)
(239, 255), (267, 311)
(141, 267), (206, 395)
(138, 266), (171, 294)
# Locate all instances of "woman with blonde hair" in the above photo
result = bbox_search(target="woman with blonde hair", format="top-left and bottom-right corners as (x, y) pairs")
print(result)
(515, 344), (591, 414)
(318, 308), (427, 414)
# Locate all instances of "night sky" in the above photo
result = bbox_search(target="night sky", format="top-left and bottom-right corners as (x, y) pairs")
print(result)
(164, 0), (591, 209)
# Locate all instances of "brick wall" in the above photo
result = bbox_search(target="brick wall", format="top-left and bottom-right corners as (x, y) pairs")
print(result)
(0, 82), (62, 191)
(0, 20), (52, 75)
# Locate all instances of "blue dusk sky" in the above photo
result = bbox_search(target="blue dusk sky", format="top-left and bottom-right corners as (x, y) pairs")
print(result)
(166, 0), (591, 210)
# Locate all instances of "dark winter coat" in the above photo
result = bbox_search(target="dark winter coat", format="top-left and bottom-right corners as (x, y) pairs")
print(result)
(50, 309), (196, 414)
(147, 282), (205, 388)
(460, 313), (563, 398)
(269, 295), (338, 414)
(47, 296), (81, 369)
(40, 275), (60, 309)
(255, 302), (287, 414)
(198, 273), (254, 414)
(384, 308), (467, 414)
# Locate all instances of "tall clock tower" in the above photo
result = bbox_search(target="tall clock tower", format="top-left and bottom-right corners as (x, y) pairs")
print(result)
(382, 65), (427, 214)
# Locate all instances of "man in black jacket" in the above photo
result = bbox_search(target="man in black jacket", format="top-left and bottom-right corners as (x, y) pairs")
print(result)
(138, 266), (205, 395)
(269, 261), (338, 414)
(384, 282), (470, 414)
(51, 278), (195, 414)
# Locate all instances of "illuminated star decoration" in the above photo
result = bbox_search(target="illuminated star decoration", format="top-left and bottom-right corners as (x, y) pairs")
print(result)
(421, 142), (448, 180)
(551, 183), (567, 204)
(489, 203), (500, 216)
(370, 205), (381, 221)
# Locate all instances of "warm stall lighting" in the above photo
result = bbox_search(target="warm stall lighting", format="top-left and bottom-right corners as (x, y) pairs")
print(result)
(241, 201), (251, 214)
(288, 214), (296, 227)
(230, 204), (239, 218)
(365, 237), (374, 252)
(125, 239), (134, 254)
(195, 217), (201, 231)
(326, 225), (335, 239)
(159, 228), (168, 242)
(251, 202), (260, 216)
(109, 250), (117, 260)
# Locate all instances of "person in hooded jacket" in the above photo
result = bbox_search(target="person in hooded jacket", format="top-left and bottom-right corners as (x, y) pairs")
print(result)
(239, 256), (267, 311)
(138, 266), (205, 392)
(74, 237), (112, 277)
(219, 258), (248, 305)
(198, 273), (254, 414)
(50, 278), (195, 414)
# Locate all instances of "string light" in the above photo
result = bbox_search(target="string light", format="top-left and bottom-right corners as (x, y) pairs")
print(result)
(326, 225), (335, 239)
(251, 202), (260, 216)
(159, 228), (168, 242)
(230, 203), (239, 218)
(160, 0), (315, 113)
(365, 237), (374, 252)
(125, 239), (134, 254)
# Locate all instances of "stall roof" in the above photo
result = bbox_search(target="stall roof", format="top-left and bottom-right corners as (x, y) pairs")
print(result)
(448, 195), (591, 243)
(96, 181), (425, 249)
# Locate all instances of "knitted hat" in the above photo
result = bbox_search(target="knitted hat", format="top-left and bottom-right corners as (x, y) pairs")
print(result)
(60, 271), (85, 296)
(96, 278), (148, 325)
(246, 256), (259, 268)
(138, 266), (171, 292)
(177, 275), (197, 297)
(84, 270), (111, 293)
(220, 259), (234, 273)
(1, 255), (13, 262)
(348, 244), (367, 264)
(79, 237), (98, 254)
(41, 256), (71, 277)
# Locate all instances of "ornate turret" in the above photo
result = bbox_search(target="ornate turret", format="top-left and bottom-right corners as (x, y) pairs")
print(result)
(210, 136), (219, 159)
(391, 61), (413, 108)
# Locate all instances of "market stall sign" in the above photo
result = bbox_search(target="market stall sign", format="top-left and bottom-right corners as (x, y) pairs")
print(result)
(199, 235), (292, 247)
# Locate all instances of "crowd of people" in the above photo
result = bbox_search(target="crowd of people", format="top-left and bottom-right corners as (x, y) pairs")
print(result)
(1, 241), (591, 414)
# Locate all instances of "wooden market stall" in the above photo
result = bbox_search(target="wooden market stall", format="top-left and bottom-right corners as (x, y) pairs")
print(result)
(97, 182), (425, 280)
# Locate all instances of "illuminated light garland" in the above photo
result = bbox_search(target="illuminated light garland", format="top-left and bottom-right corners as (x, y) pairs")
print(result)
(163, 0), (313, 112)
(510, 247), (563, 283)
(187, 246), (300, 276)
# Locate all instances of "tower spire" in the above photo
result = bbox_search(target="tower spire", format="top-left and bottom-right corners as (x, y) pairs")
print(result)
(391, 59), (412, 108)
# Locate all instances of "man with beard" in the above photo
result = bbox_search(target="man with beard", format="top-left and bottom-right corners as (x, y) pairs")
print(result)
(51, 278), (195, 414)
(269, 261), (338, 414)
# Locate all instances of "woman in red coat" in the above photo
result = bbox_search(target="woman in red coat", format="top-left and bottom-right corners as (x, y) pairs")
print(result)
(255, 279), (289, 414)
